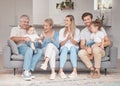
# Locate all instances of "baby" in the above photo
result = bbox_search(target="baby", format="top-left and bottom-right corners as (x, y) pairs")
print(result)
(25, 25), (42, 54)
(86, 20), (105, 59)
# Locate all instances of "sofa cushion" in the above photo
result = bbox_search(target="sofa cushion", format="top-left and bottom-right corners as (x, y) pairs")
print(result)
(101, 56), (110, 62)
(7, 39), (19, 55)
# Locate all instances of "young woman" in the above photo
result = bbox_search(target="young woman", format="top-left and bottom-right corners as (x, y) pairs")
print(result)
(40, 18), (59, 80)
(59, 15), (80, 79)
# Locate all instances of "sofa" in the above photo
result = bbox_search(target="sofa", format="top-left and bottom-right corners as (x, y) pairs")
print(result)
(2, 26), (118, 75)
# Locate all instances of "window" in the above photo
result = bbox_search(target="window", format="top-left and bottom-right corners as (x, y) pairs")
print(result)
(94, 0), (112, 10)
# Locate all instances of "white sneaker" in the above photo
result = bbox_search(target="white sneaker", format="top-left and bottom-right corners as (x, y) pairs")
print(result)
(59, 72), (67, 79)
(68, 72), (77, 79)
(50, 73), (56, 80)
(22, 71), (32, 81)
(40, 63), (48, 70)
(22, 71), (35, 81)
(28, 72), (35, 79)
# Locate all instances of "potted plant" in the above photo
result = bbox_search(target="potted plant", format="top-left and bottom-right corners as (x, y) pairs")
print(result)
(56, 0), (74, 10)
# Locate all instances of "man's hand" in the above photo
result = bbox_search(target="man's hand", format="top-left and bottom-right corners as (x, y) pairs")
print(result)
(24, 37), (31, 42)
(87, 47), (92, 54)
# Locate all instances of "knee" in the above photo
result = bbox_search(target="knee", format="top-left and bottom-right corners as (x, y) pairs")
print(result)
(92, 47), (101, 54)
(78, 49), (87, 58)
(70, 46), (76, 52)
(46, 43), (55, 50)
(61, 47), (68, 53)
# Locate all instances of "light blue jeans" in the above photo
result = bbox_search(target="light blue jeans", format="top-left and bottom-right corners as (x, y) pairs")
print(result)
(60, 46), (78, 68)
(18, 45), (42, 71)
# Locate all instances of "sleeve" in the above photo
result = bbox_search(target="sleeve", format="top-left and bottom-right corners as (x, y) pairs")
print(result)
(59, 29), (64, 43)
(101, 27), (107, 36)
(10, 27), (18, 38)
(74, 28), (80, 42)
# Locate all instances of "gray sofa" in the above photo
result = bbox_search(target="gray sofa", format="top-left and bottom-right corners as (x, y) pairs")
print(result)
(2, 27), (118, 75)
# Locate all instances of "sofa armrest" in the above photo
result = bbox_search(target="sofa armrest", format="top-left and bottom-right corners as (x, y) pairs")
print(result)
(2, 45), (12, 68)
(109, 46), (118, 67)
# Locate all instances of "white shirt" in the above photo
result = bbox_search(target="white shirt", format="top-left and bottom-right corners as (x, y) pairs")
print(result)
(59, 28), (80, 50)
(10, 25), (26, 37)
(24, 34), (39, 42)
(91, 31), (105, 43)
(10, 25), (27, 46)
(80, 27), (107, 43)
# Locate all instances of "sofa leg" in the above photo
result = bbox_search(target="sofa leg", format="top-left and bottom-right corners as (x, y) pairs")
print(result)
(105, 68), (107, 75)
(14, 68), (16, 76)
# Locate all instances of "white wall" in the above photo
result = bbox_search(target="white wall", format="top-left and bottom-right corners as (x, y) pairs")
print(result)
(49, 0), (94, 25)
(111, 0), (120, 58)
(0, 0), (32, 53)
(33, 0), (112, 26)
(33, 0), (49, 24)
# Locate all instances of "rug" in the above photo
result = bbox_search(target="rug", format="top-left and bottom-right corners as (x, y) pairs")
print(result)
(0, 73), (120, 86)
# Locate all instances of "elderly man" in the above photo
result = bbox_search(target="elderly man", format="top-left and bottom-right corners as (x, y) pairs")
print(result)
(10, 15), (42, 81)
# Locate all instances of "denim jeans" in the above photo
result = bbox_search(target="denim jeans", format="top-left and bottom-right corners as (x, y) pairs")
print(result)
(60, 46), (78, 68)
(86, 41), (95, 47)
(26, 41), (41, 48)
(18, 45), (42, 71)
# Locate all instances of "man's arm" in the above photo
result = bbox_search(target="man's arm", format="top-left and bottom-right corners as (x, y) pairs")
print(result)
(80, 40), (87, 50)
(10, 37), (30, 43)
(104, 36), (111, 47)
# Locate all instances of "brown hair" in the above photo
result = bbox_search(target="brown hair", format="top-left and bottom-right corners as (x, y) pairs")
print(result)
(26, 25), (33, 31)
(82, 12), (93, 20)
(91, 19), (102, 30)
(44, 18), (53, 27)
(64, 15), (76, 37)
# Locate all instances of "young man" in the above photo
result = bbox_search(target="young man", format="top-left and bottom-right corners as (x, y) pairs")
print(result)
(78, 12), (110, 78)
(10, 15), (42, 81)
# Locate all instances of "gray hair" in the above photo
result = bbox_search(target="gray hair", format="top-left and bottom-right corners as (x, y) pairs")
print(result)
(20, 14), (30, 20)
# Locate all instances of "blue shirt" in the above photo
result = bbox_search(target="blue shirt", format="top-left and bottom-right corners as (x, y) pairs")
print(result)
(42, 31), (59, 49)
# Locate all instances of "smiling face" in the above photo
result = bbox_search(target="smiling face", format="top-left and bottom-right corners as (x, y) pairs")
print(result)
(83, 15), (92, 28)
(19, 17), (30, 29)
(64, 17), (71, 28)
(43, 22), (52, 33)
(43, 18), (53, 33)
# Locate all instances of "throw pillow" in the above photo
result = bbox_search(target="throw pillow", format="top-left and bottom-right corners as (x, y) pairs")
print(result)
(7, 39), (19, 55)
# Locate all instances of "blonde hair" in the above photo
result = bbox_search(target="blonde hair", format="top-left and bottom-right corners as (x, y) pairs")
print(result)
(44, 18), (53, 27)
(64, 15), (76, 37)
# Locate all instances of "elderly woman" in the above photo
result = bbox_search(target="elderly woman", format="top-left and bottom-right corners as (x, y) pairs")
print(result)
(40, 18), (59, 80)
(59, 15), (80, 79)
